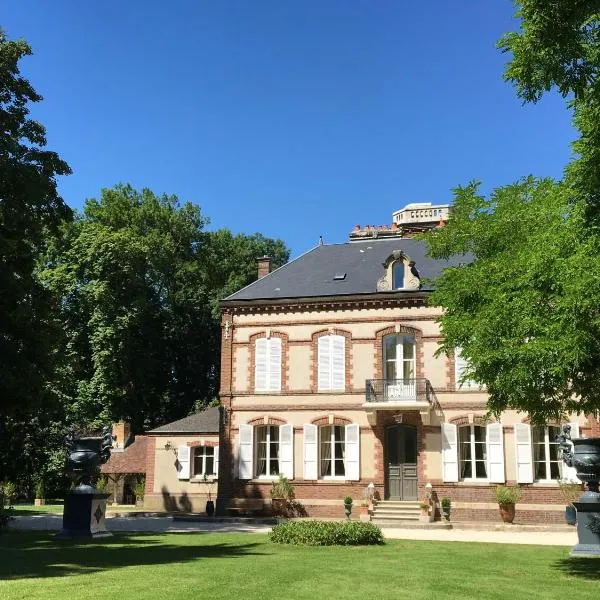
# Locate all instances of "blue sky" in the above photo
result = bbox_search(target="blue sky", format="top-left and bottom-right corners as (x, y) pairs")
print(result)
(5, 1), (574, 256)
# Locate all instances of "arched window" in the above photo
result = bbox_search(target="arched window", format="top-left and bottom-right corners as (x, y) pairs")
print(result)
(459, 425), (487, 480)
(392, 261), (405, 289)
(383, 334), (416, 381)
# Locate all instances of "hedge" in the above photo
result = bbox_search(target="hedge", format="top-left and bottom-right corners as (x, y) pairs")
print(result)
(269, 520), (384, 546)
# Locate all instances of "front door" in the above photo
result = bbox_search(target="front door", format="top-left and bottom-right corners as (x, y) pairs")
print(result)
(385, 425), (417, 500)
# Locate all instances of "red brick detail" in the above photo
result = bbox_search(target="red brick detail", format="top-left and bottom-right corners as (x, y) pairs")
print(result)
(188, 440), (219, 448)
(144, 436), (156, 495)
(219, 312), (234, 397)
(310, 329), (353, 393)
(446, 350), (456, 389)
(521, 416), (561, 425)
(374, 325), (423, 380)
(247, 416), (287, 426)
(311, 415), (352, 426)
(587, 412), (600, 436)
(248, 331), (289, 394)
(448, 415), (496, 426)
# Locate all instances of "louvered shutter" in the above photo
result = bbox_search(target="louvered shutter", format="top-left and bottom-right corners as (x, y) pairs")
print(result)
(255, 338), (268, 391)
(486, 423), (505, 483)
(331, 335), (345, 391)
(514, 423), (533, 483)
(441, 423), (459, 482)
(303, 424), (318, 480)
(213, 446), (219, 477)
(268, 338), (282, 391)
(279, 424), (294, 479)
(455, 346), (476, 389)
(177, 445), (191, 480)
(563, 422), (581, 483)
(318, 336), (331, 390)
(238, 424), (254, 480)
(344, 424), (360, 480)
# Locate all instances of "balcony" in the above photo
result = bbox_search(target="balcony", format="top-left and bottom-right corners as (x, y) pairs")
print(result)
(364, 378), (433, 423)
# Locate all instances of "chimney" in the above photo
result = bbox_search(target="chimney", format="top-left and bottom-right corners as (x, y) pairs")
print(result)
(112, 422), (131, 450)
(257, 256), (272, 279)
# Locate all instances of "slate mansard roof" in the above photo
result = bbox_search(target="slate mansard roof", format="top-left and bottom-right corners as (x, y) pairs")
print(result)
(223, 238), (466, 304)
(148, 406), (221, 435)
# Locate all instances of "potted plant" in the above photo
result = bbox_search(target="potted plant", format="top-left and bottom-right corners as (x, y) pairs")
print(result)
(359, 501), (370, 521)
(34, 477), (46, 506)
(133, 476), (145, 507)
(204, 475), (215, 517)
(441, 497), (451, 521)
(270, 475), (294, 517)
(343, 496), (353, 520)
(494, 485), (521, 524)
(558, 480), (582, 526)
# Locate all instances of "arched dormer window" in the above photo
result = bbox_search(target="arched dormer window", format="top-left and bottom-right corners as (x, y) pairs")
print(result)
(377, 251), (420, 292)
(392, 261), (405, 290)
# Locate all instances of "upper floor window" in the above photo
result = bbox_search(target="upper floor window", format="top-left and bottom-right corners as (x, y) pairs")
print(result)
(454, 346), (478, 389)
(255, 337), (281, 391)
(318, 335), (345, 391)
(459, 425), (487, 480)
(392, 261), (405, 289)
(532, 425), (562, 481)
(383, 334), (415, 381)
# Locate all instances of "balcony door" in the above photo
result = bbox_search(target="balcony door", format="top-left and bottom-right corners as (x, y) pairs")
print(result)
(385, 425), (418, 500)
(383, 334), (416, 401)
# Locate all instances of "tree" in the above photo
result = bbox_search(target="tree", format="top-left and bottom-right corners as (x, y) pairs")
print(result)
(424, 177), (600, 422)
(0, 30), (72, 417)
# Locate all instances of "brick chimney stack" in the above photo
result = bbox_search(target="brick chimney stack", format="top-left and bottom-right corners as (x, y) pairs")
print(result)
(112, 422), (131, 450)
(257, 256), (272, 279)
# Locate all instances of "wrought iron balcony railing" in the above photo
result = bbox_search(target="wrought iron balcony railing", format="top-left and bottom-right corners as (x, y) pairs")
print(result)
(365, 378), (433, 404)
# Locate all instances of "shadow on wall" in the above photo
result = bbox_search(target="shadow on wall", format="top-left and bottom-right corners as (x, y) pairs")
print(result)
(161, 487), (193, 513)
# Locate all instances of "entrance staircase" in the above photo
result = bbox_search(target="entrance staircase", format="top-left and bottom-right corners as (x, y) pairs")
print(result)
(371, 500), (421, 525)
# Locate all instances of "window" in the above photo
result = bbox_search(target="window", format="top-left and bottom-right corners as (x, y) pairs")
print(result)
(392, 261), (405, 289)
(459, 425), (487, 479)
(255, 337), (282, 391)
(383, 334), (416, 381)
(255, 425), (279, 477)
(317, 335), (345, 391)
(454, 346), (478, 389)
(532, 425), (563, 481)
(193, 446), (217, 477)
(320, 425), (346, 478)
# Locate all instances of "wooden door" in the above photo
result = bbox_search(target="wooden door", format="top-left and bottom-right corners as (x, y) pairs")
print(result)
(385, 425), (417, 500)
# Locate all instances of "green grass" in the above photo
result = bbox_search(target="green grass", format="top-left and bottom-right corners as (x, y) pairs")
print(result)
(11, 504), (142, 516)
(0, 532), (598, 600)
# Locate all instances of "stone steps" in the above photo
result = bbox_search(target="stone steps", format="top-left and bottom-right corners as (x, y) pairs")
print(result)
(371, 500), (422, 523)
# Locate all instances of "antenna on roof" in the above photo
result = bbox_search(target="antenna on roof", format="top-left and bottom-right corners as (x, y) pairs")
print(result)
(319, 236), (324, 246)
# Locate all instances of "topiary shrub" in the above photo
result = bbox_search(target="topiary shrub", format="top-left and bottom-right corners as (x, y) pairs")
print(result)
(269, 520), (384, 546)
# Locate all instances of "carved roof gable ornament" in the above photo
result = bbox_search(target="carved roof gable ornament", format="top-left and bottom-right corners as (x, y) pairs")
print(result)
(377, 250), (421, 292)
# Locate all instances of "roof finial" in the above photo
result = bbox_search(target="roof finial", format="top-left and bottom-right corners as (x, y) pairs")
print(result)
(319, 236), (324, 246)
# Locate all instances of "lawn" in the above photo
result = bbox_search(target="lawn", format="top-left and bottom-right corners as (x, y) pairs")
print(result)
(11, 504), (141, 516)
(0, 532), (598, 600)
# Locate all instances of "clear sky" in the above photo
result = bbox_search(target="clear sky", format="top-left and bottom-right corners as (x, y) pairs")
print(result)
(5, 1), (575, 256)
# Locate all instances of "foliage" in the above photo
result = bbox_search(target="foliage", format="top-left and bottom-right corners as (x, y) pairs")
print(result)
(343, 496), (353, 505)
(423, 178), (600, 421)
(95, 475), (109, 492)
(494, 486), (522, 506)
(0, 502), (12, 532)
(269, 520), (384, 546)
(558, 481), (582, 506)
(270, 475), (294, 500)
(1, 481), (17, 507)
(34, 477), (45, 500)
(441, 497), (451, 508)
(134, 476), (146, 500)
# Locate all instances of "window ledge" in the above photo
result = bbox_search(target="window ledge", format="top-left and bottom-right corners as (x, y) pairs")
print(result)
(191, 476), (218, 483)
(531, 481), (560, 487)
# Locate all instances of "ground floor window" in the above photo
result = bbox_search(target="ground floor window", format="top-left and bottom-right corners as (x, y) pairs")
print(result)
(256, 425), (280, 477)
(459, 425), (487, 479)
(533, 425), (562, 481)
(193, 446), (216, 477)
(319, 425), (345, 478)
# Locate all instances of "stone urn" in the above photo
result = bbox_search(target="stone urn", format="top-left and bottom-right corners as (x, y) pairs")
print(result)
(558, 426), (600, 556)
(498, 504), (516, 524)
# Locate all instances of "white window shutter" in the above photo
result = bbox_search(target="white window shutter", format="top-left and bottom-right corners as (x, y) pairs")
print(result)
(514, 423), (533, 484)
(486, 423), (505, 483)
(303, 424), (318, 480)
(255, 338), (268, 391)
(238, 424), (254, 480)
(331, 335), (345, 391)
(441, 423), (459, 482)
(563, 422), (581, 483)
(213, 446), (219, 477)
(345, 424), (360, 480)
(318, 336), (331, 390)
(279, 424), (294, 479)
(268, 338), (282, 391)
(177, 445), (191, 480)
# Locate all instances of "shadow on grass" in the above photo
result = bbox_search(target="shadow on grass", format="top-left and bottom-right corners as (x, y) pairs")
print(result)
(553, 557), (600, 581)
(0, 532), (264, 580)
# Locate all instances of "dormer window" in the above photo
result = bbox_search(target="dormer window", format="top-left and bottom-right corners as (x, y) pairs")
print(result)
(377, 250), (421, 292)
(392, 261), (405, 289)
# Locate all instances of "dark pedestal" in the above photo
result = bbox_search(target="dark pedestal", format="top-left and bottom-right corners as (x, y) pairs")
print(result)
(571, 496), (600, 557)
(57, 490), (111, 538)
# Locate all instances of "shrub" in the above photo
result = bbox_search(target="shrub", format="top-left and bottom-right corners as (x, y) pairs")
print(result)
(1, 482), (17, 508)
(269, 520), (384, 546)
(95, 475), (109, 492)
(134, 476), (145, 500)
(441, 497), (451, 508)
(494, 485), (521, 505)
(34, 477), (46, 500)
(558, 481), (582, 506)
(343, 496), (353, 505)
(0, 503), (13, 533)
(270, 475), (294, 500)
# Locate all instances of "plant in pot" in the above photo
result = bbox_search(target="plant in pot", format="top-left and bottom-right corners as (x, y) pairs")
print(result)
(343, 496), (353, 520)
(441, 497), (451, 521)
(34, 476), (46, 506)
(204, 475), (215, 517)
(133, 476), (145, 507)
(271, 475), (294, 517)
(558, 480), (582, 526)
(494, 485), (521, 524)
